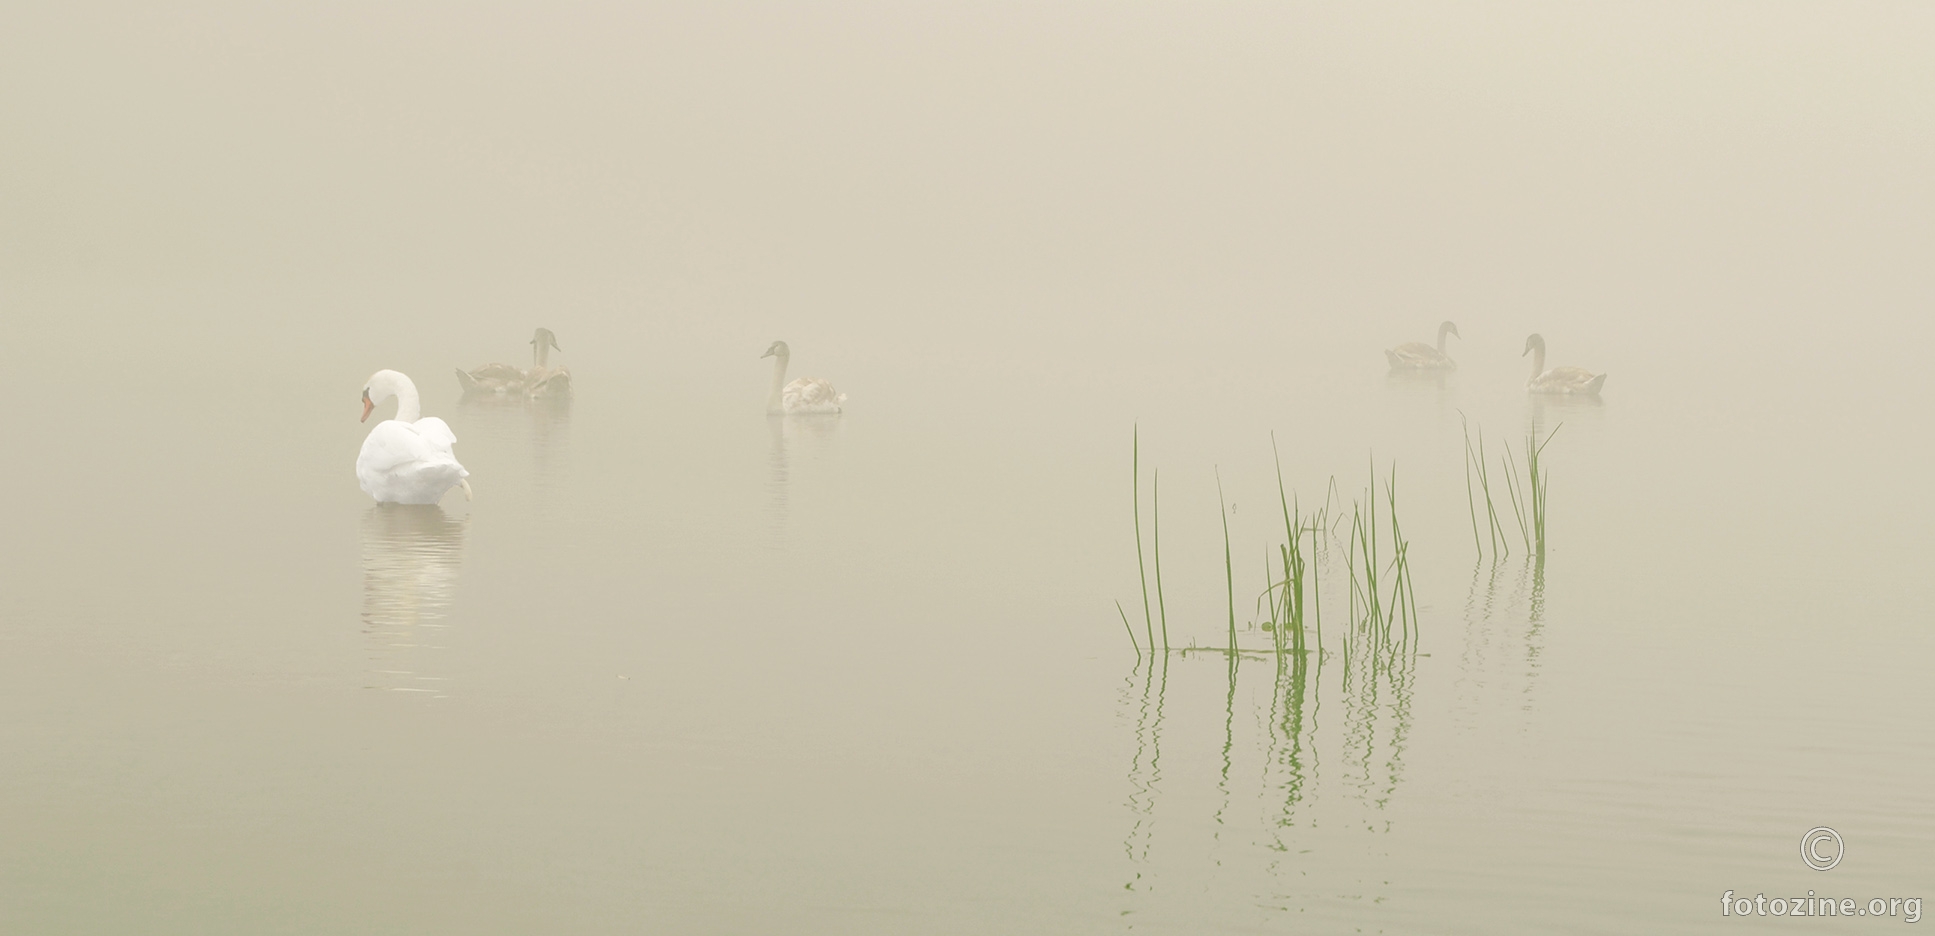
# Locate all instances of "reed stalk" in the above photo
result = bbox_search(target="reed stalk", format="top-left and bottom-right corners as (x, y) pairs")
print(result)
(1460, 413), (1484, 557)
(1217, 467), (1236, 657)
(1271, 435), (1309, 659)
(1528, 424), (1561, 551)
(1500, 447), (1532, 552)
(1383, 465), (1416, 640)
(1133, 426), (1156, 652)
(1153, 468), (1169, 651)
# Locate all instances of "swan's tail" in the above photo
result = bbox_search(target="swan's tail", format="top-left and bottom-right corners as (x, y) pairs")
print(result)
(455, 368), (480, 394)
(1383, 349), (1401, 368)
(1586, 373), (1608, 395)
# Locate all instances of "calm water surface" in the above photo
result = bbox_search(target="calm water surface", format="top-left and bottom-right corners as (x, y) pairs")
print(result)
(5, 2), (1935, 932)
(2, 296), (1930, 934)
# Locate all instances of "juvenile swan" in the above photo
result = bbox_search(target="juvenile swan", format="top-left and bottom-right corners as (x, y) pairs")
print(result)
(1522, 334), (1606, 395)
(1385, 321), (1460, 370)
(456, 328), (571, 399)
(525, 328), (572, 401)
(358, 369), (473, 504)
(762, 340), (846, 414)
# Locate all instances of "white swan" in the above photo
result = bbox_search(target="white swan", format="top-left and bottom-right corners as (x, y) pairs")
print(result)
(1385, 321), (1459, 370)
(1523, 334), (1606, 395)
(358, 369), (473, 504)
(762, 340), (846, 414)
(456, 328), (571, 400)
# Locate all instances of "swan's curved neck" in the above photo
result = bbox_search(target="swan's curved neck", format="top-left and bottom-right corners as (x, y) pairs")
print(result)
(534, 342), (550, 369)
(1528, 346), (1546, 381)
(767, 353), (790, 414)
(1437, 324), (1451, 354)
(393, 383), (422, 423)
(371, 371), (422, 423)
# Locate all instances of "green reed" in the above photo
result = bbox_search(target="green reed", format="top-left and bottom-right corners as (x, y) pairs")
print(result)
(1116, 435), (1423, 659)
(1527, 424), (1559, 551)
(1328, 457), (1422, 650)
(1499, 423), (1561, 555)
(1153, 469), (1169, 651)
(1460, 413), (1512, 560)
(1132, 426), (1156, 653)
(1217, 467), (1236, 658)
(1271, 436), (1313, 660)
(1384, 464), (1419, 643)
(1500, 449), (1531, 553)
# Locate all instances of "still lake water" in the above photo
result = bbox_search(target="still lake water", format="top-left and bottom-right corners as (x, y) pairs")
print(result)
(2, 291), (1930, 933)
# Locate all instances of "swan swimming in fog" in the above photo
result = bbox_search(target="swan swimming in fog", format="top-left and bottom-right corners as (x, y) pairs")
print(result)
(526, 328), (572, 401)
(1385, 321), (1460, 370)
(1523, 334), (1606, 395)
(762, 340), (846, 414)
(358, 369), (472, 504)
(456, 328), (571, 400)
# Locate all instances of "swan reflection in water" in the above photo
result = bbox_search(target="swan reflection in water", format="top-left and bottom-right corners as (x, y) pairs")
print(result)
(766, 413), (841, 543)
(360, 504), (468, 696)
(457, 391), (571, 494)
(1384, 366), (1453, 394)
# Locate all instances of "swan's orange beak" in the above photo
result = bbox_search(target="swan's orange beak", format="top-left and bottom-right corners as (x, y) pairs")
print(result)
(360, 391), (375, 423)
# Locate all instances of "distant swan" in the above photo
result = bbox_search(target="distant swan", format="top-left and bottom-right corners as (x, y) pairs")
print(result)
(456, 328), (571, 400)
(762, 340), (846, 414)
(1385, 321), (1460, 370)
(358, 369), (472, 504)
(1523, 334), (1606, 395)
(526, 328), (572, 401)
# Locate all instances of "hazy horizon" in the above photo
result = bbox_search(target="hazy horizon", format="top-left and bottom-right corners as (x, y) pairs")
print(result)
(4, 3), (1932, 933)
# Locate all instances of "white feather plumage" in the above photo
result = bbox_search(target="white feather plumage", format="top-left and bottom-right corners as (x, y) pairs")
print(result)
(357, 369), (472, 504)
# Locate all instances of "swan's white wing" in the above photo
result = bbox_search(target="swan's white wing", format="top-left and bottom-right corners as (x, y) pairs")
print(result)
(358, 421), (429, 475)
(413, 417), (459, 455)
(1531, 366), (1605, 394)
(458, 362), (532, 395)
(528, 366), (572, 399)
(1387, 342), (1453, 369)
(358, 420), (468, 504)
(468, 362), (525, 381)
(783, 377), (845, 413)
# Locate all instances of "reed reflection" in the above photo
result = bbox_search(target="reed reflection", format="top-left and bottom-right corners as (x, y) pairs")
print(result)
(1453, 554), (1549, 728)
(1265, 648), (1315, 831)
(1337, 624), (1417, 820)
(1113, 447), (1431, 915)
(1525, 552), (1548, 692)
(1119, 654), (1169, 897)
(360, 504), (468, 696)
(1117, 595), (1418, 918)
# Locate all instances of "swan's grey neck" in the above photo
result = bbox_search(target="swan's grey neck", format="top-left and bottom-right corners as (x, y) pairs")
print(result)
(767, 352), (790, 414)
(1528, 345), (1546, 383)
(534, 342), (551, 369)
(1436, 323), (1452, 354)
